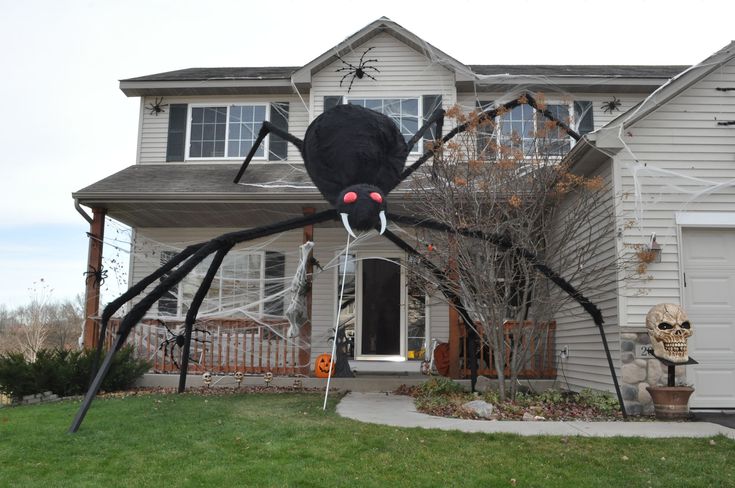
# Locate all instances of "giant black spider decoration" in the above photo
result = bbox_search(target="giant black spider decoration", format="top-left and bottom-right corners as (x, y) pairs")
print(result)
(147, 97), (168, 116)
(601, 96), (622, 114)
(335, 46), (380, 93)
(157, 320), (211, 369)
(83, 265), (108, 287)
(71, 94), (628, 432)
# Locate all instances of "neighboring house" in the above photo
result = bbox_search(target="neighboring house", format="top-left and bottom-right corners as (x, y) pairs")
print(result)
(566, 41), (735, 413)
(73, 18), (689, 398)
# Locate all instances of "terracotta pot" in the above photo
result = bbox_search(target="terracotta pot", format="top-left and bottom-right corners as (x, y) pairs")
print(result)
(646, 386), (695, 420)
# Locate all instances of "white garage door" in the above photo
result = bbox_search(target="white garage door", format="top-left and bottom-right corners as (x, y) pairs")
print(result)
(682, 228), (735, 408)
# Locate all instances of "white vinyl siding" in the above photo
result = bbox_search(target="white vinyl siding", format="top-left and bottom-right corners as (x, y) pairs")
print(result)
(137, 95), (309, 164)
(553, 162), (620, 392)
(615, 59), (735, 330)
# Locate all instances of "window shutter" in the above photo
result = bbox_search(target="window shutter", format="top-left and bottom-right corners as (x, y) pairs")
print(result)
(574, 101), (594, 136)
(269, 102), (289, 161)
(264, 252), (286, 315)
(324, 96), (344, 112)
(476, 100), (495, 158)
(166, 104), (188, 162)
(422, 95), (443, 143)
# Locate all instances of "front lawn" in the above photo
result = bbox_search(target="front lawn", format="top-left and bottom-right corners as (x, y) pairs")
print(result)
(1, 392), (733, 487)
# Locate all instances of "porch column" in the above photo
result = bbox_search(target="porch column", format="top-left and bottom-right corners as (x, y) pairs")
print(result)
(447, 236), (461, 378)
(82, 208), (106, 349)
(299, 207), (315, 375)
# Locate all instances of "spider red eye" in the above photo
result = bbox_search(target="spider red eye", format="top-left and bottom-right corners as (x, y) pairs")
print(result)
(343, 191), (358, 204)
(369, 192), (383, 204)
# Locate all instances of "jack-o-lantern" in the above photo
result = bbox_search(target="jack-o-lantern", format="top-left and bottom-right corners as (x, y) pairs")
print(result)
(315, 353), (335, 378)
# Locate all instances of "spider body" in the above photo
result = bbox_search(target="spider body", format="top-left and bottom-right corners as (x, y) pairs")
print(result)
(158, 321), (211, 369)
(601, 96), (622, 114)
(302, 104), (406, 235)
(335, 46), (380, 93)
(147, 97), (168, 116)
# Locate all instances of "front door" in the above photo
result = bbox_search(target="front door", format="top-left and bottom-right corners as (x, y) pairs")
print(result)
(356, 257), (404, 360)
(682, 227), (735, 408)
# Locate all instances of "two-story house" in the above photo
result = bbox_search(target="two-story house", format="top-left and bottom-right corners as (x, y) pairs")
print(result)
(75, 17), (733, 414)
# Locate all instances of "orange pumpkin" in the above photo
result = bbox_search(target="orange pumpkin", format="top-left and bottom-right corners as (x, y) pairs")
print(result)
(314, 353), (335, 378)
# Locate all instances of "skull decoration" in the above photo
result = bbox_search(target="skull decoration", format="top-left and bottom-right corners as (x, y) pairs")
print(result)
(234, 371), (244, 387)
(645, 303), (693, 363)
(263, 372), (273, 387)
(202, 371), (212, 387)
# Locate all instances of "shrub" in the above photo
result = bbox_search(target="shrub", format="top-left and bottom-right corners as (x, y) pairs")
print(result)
(418, 377), (465, 396)
(0, 346), (150, 400)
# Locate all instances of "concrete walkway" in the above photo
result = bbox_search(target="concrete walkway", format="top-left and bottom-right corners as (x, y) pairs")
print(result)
(336, 392), (735, 438)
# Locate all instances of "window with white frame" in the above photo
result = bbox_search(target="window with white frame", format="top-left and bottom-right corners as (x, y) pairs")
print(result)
(347, 98), (420, 153)
(482, 102), (573, 158)
(179, 252), (265, 316)
(188, 105), (267, 159)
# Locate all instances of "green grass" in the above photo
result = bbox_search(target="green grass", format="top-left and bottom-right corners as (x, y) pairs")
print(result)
(1, 393), (733, 487)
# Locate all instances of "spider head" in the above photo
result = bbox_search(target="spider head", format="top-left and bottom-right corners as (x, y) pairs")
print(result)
(355, 68), (365, 79)
(336, 184), (387, 238)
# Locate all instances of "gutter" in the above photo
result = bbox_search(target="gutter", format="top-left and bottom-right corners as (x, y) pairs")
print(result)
(74, 198), (94, 225)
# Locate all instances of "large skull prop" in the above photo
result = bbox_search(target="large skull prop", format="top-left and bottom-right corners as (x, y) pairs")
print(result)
(645, 303), (693, 363)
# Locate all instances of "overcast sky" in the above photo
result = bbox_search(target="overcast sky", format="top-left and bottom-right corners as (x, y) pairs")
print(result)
(0, 0), (733, 308)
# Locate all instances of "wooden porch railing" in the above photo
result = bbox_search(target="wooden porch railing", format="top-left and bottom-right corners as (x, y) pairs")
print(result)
(460, 321), (557, 379)
(105, 318), (301, 375)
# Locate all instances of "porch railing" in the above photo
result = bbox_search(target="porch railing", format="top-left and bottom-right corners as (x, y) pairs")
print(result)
(105, 318), (301, 375)
(460, 321), (557, 379)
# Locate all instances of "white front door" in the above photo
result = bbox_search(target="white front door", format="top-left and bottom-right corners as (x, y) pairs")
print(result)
(681, 227), (735, 408)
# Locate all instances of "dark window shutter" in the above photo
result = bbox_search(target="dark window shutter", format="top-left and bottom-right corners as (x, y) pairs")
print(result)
(264, 252), (286, 315)
(268, 102), (289, 161)
(574, 101), (594, 135)
(476, 100), (495, 158)
(324, 96), (344, 112)
(166, 104), (188, 162)
(422, 95), (443, 142)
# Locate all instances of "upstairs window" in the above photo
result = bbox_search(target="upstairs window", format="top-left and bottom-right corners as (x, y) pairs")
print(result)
(348, 98), (421, 153)
(496, 103), (572, 158)
(188, 104), (267, 159)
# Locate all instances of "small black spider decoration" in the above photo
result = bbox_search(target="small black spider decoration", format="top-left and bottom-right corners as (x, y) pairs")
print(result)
(83, 265), (108, 287)
(147, 97), (168, 116)
(158, 320), (211, 369)
(601, 96), (622, 114)
(335, 46), (380, 93)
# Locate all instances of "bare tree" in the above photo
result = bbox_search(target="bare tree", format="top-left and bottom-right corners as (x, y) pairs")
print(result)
(405, 101), (616, 400)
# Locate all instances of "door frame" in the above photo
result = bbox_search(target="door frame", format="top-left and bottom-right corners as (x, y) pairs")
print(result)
(354, 252), (406, 361)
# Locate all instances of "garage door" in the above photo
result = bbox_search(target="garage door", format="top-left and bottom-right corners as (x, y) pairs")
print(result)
(682, 228), (735, 408)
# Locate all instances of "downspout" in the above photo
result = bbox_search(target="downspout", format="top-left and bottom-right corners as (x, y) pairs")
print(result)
(74, 198), (93, 225)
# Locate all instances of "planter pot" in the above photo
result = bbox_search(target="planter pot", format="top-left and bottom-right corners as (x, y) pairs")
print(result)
(646, 386), (695, 420)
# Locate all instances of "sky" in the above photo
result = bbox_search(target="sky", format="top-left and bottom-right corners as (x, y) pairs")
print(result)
(0, 0), (733, 308)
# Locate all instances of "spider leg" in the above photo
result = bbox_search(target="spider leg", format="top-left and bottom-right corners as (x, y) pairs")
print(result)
(338, 71), (353, 87)
(233, 121), (304, 184)
(361, 72), (378, 82)
(361, 64), (380, 73)
(383, 214), (625, 417)
(405, 108), (446, 154)
(178, 245), (232, 392)
(358, 46), (376, 65)
(70, 209), (338, 432)
(346, 74), (357, 93)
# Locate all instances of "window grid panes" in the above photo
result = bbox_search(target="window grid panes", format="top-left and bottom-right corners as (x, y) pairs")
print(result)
(189, 105), (266, 159)
(496, 103), (572, 157)
(227, 105), (266, 158)
(181, 252), (264, 317)
(348, 98), (420, 153)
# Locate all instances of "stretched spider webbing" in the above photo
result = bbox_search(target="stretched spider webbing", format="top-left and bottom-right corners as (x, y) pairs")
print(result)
(285, 241), (314, 338)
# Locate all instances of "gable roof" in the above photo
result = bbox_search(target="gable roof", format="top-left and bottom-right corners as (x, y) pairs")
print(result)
(119, 17), (683, 97)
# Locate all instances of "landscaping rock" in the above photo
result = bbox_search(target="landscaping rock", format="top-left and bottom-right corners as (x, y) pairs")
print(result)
(462, 400), (494, 418)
